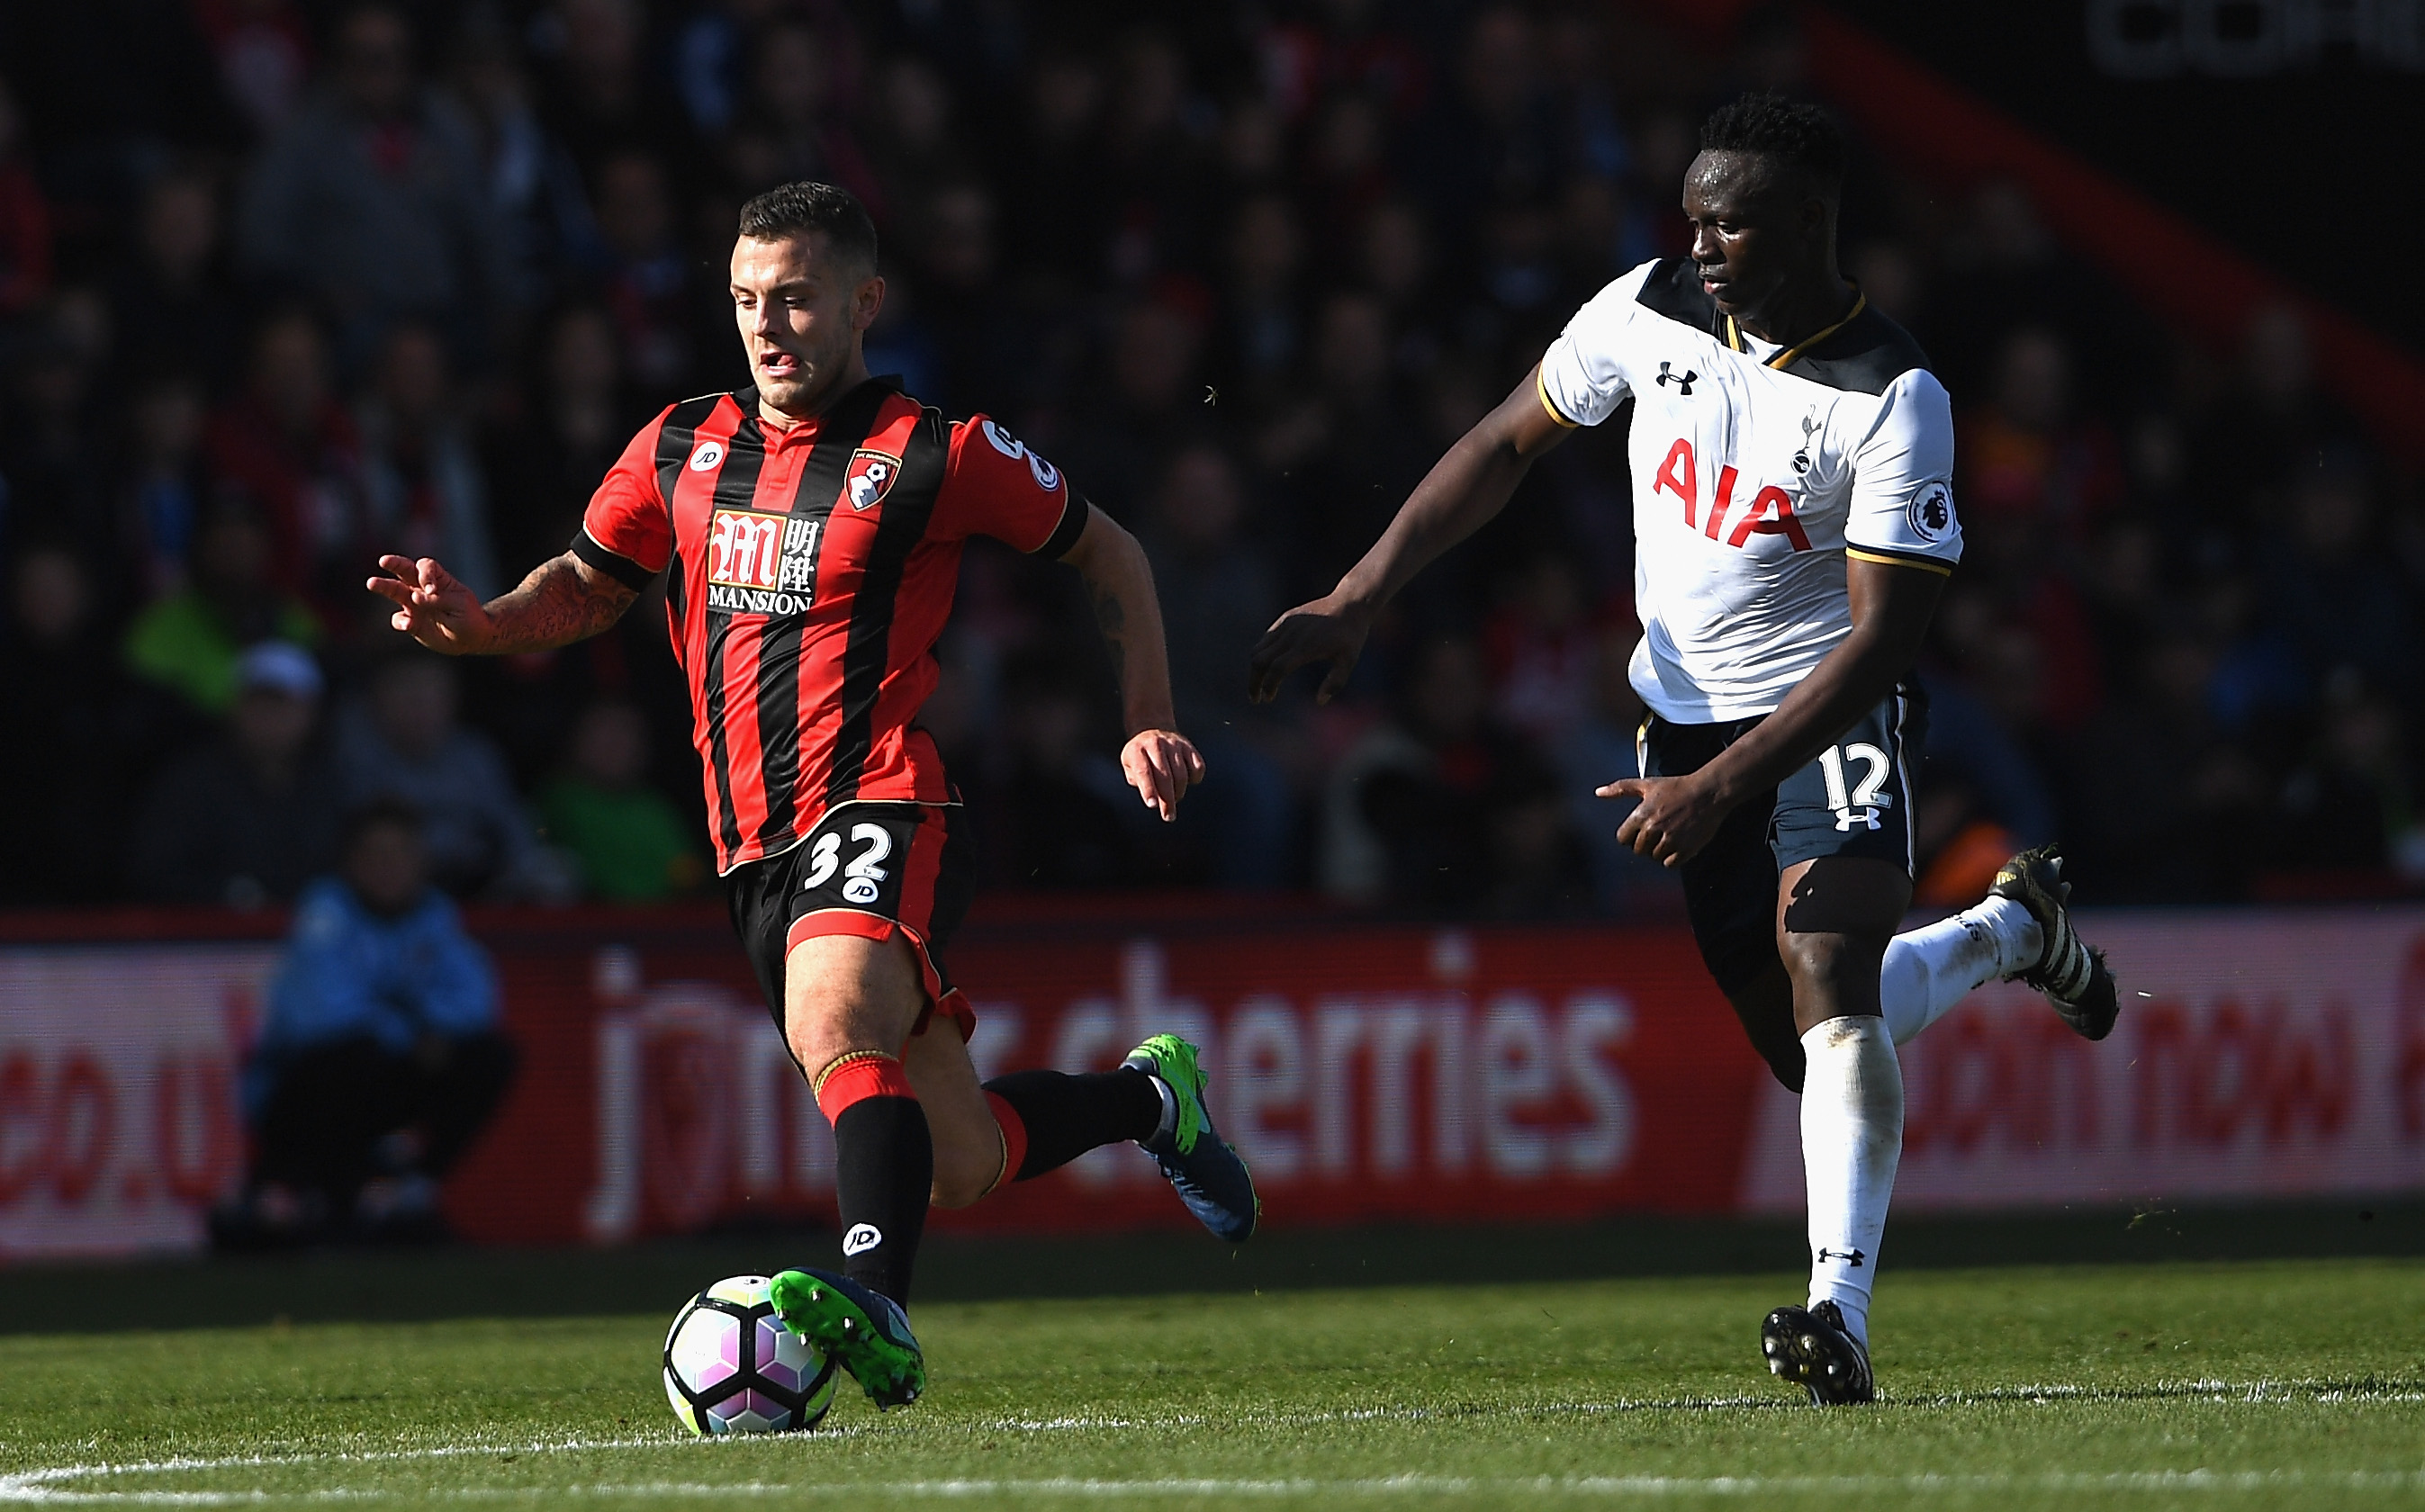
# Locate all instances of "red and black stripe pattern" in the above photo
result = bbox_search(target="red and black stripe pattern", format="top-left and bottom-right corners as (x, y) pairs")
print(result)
(579, 378), (994, 874)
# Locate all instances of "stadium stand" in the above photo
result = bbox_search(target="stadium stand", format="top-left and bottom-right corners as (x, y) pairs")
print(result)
(0, 0), (2411, 912)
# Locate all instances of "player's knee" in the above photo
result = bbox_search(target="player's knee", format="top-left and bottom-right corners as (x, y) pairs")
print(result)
(782, 991), (915, 1084)
(929, 1171), (987, 1210)
(1716, 961), (1806, 1093)
(1779, 929), (1886, 1006)
(928, 1146), (996, 1210)
(786, 1023), (857, 1087)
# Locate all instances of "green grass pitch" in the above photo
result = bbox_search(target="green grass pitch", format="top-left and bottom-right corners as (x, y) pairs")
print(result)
(4, 1258), (2420, 1509)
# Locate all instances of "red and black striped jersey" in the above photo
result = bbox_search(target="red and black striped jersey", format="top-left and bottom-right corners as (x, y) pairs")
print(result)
(572, 378), (1084, 875)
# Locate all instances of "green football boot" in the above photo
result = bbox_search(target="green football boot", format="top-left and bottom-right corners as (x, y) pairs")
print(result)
(769, 1267), (924, 1409)
(1122, 1033), (1259, 1242)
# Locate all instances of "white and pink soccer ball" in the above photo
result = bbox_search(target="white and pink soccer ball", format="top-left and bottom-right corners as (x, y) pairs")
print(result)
(663, 1274), (838, 1435)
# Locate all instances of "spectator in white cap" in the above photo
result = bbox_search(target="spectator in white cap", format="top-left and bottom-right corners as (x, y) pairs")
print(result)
(130, 639), (343, 907)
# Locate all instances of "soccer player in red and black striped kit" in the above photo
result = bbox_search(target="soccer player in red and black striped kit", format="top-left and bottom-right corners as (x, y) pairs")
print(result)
(370, 183), (1258, 1410)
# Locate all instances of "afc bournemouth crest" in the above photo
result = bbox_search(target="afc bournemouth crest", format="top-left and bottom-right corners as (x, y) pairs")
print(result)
(845, 450), (901, 510)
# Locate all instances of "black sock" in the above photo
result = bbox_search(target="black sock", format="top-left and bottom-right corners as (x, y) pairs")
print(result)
(984, 1068), (1163, 1181)
(829, 1095), (932, 1306)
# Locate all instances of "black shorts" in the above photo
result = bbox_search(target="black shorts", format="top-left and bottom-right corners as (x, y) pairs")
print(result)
(725, 800), (978, 1046)
(1639, 682), (1929, 999)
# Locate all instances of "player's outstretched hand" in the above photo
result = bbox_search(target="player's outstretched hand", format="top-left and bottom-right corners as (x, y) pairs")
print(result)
(1598, 773), (1729, 868)
(1122, 729), (1206, 823)
(367, 554), (492, 654)
(1248, 597), (1370, 706)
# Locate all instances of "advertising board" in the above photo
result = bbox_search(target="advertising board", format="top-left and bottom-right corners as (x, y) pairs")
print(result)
(3, 908), (2420, 1261)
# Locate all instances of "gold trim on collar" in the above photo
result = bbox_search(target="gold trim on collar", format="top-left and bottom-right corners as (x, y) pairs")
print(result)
(1726, 289), (1868, 371)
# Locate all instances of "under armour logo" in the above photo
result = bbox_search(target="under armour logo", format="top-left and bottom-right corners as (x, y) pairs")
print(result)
(1835, 806), (1882, 832)
(1655, 362), (1697, 395)
(843, 1223), (883, 1256)
(1816, 1246), (1866, 1266)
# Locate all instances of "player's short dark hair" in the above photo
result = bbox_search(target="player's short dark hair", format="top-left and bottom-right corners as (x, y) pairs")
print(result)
(736, 181), (879, 274)
(1698, 93), (1847, 195)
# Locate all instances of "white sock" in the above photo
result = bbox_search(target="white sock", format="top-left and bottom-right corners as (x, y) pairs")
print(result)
(1877, 896), (2042, 1046)
(1800, 1015), (1902, 1351)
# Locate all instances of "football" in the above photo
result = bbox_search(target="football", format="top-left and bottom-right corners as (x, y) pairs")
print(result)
(662, 1275), (838, 1435)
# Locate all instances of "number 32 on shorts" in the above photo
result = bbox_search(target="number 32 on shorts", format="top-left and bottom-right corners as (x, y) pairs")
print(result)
(1817, 742), (1891, 832)
(803, 823), (894, 904)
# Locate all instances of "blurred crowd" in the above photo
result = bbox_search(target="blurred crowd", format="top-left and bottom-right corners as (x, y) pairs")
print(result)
(0, 0), (2417, 916)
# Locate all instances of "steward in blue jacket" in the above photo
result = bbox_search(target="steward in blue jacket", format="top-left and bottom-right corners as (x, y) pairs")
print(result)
(222, 798), (517, 1248)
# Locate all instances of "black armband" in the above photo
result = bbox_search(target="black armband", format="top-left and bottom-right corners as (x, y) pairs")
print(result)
(569, 528), (660, 591)
(1034, 493), (1090, 561)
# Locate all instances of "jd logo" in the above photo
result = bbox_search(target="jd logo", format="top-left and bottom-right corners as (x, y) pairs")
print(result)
(1655, 361), (1697, 395)
(842, 1223), (883, 1256)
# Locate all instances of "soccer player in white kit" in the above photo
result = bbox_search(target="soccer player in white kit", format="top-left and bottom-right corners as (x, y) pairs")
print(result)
(1250, 94), (2117, 1404)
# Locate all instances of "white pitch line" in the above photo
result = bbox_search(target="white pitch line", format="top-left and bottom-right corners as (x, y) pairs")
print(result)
(5, 1378), (2421, 1505)
(521, 1470), (2425, 1498)
(0, 1440), (686, 1506)
(14, 1471), (2425, 1504)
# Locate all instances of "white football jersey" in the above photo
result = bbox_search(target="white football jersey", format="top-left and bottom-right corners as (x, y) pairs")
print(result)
(1538, 258), (1960, 723)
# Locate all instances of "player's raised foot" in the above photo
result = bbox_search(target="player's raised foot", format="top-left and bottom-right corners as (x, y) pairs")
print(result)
(1122, 1033), (1259, 1243)
(1990, 844), (2120, 1040)
(768, 1268), (924, 1409)
(1761, 1300), (1875, 1406)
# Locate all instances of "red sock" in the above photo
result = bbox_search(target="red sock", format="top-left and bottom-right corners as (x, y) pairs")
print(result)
(984, 1091), (1029, 1191)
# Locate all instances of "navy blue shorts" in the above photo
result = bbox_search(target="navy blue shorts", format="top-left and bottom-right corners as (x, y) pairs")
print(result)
(1638, 682), (1929, 998)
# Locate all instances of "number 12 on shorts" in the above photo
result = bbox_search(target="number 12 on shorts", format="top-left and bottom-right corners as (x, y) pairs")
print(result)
(1818, 743), (1890, 832)
(803, 823), (895, 904)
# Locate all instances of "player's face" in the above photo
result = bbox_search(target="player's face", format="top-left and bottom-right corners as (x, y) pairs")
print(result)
(1681, 151), (1825, 325)
(730, 232), (884, 416)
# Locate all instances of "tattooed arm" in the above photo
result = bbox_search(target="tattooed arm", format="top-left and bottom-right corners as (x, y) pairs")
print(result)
(367, 552), (639, 656)
(1056, 503), (1204, 821)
